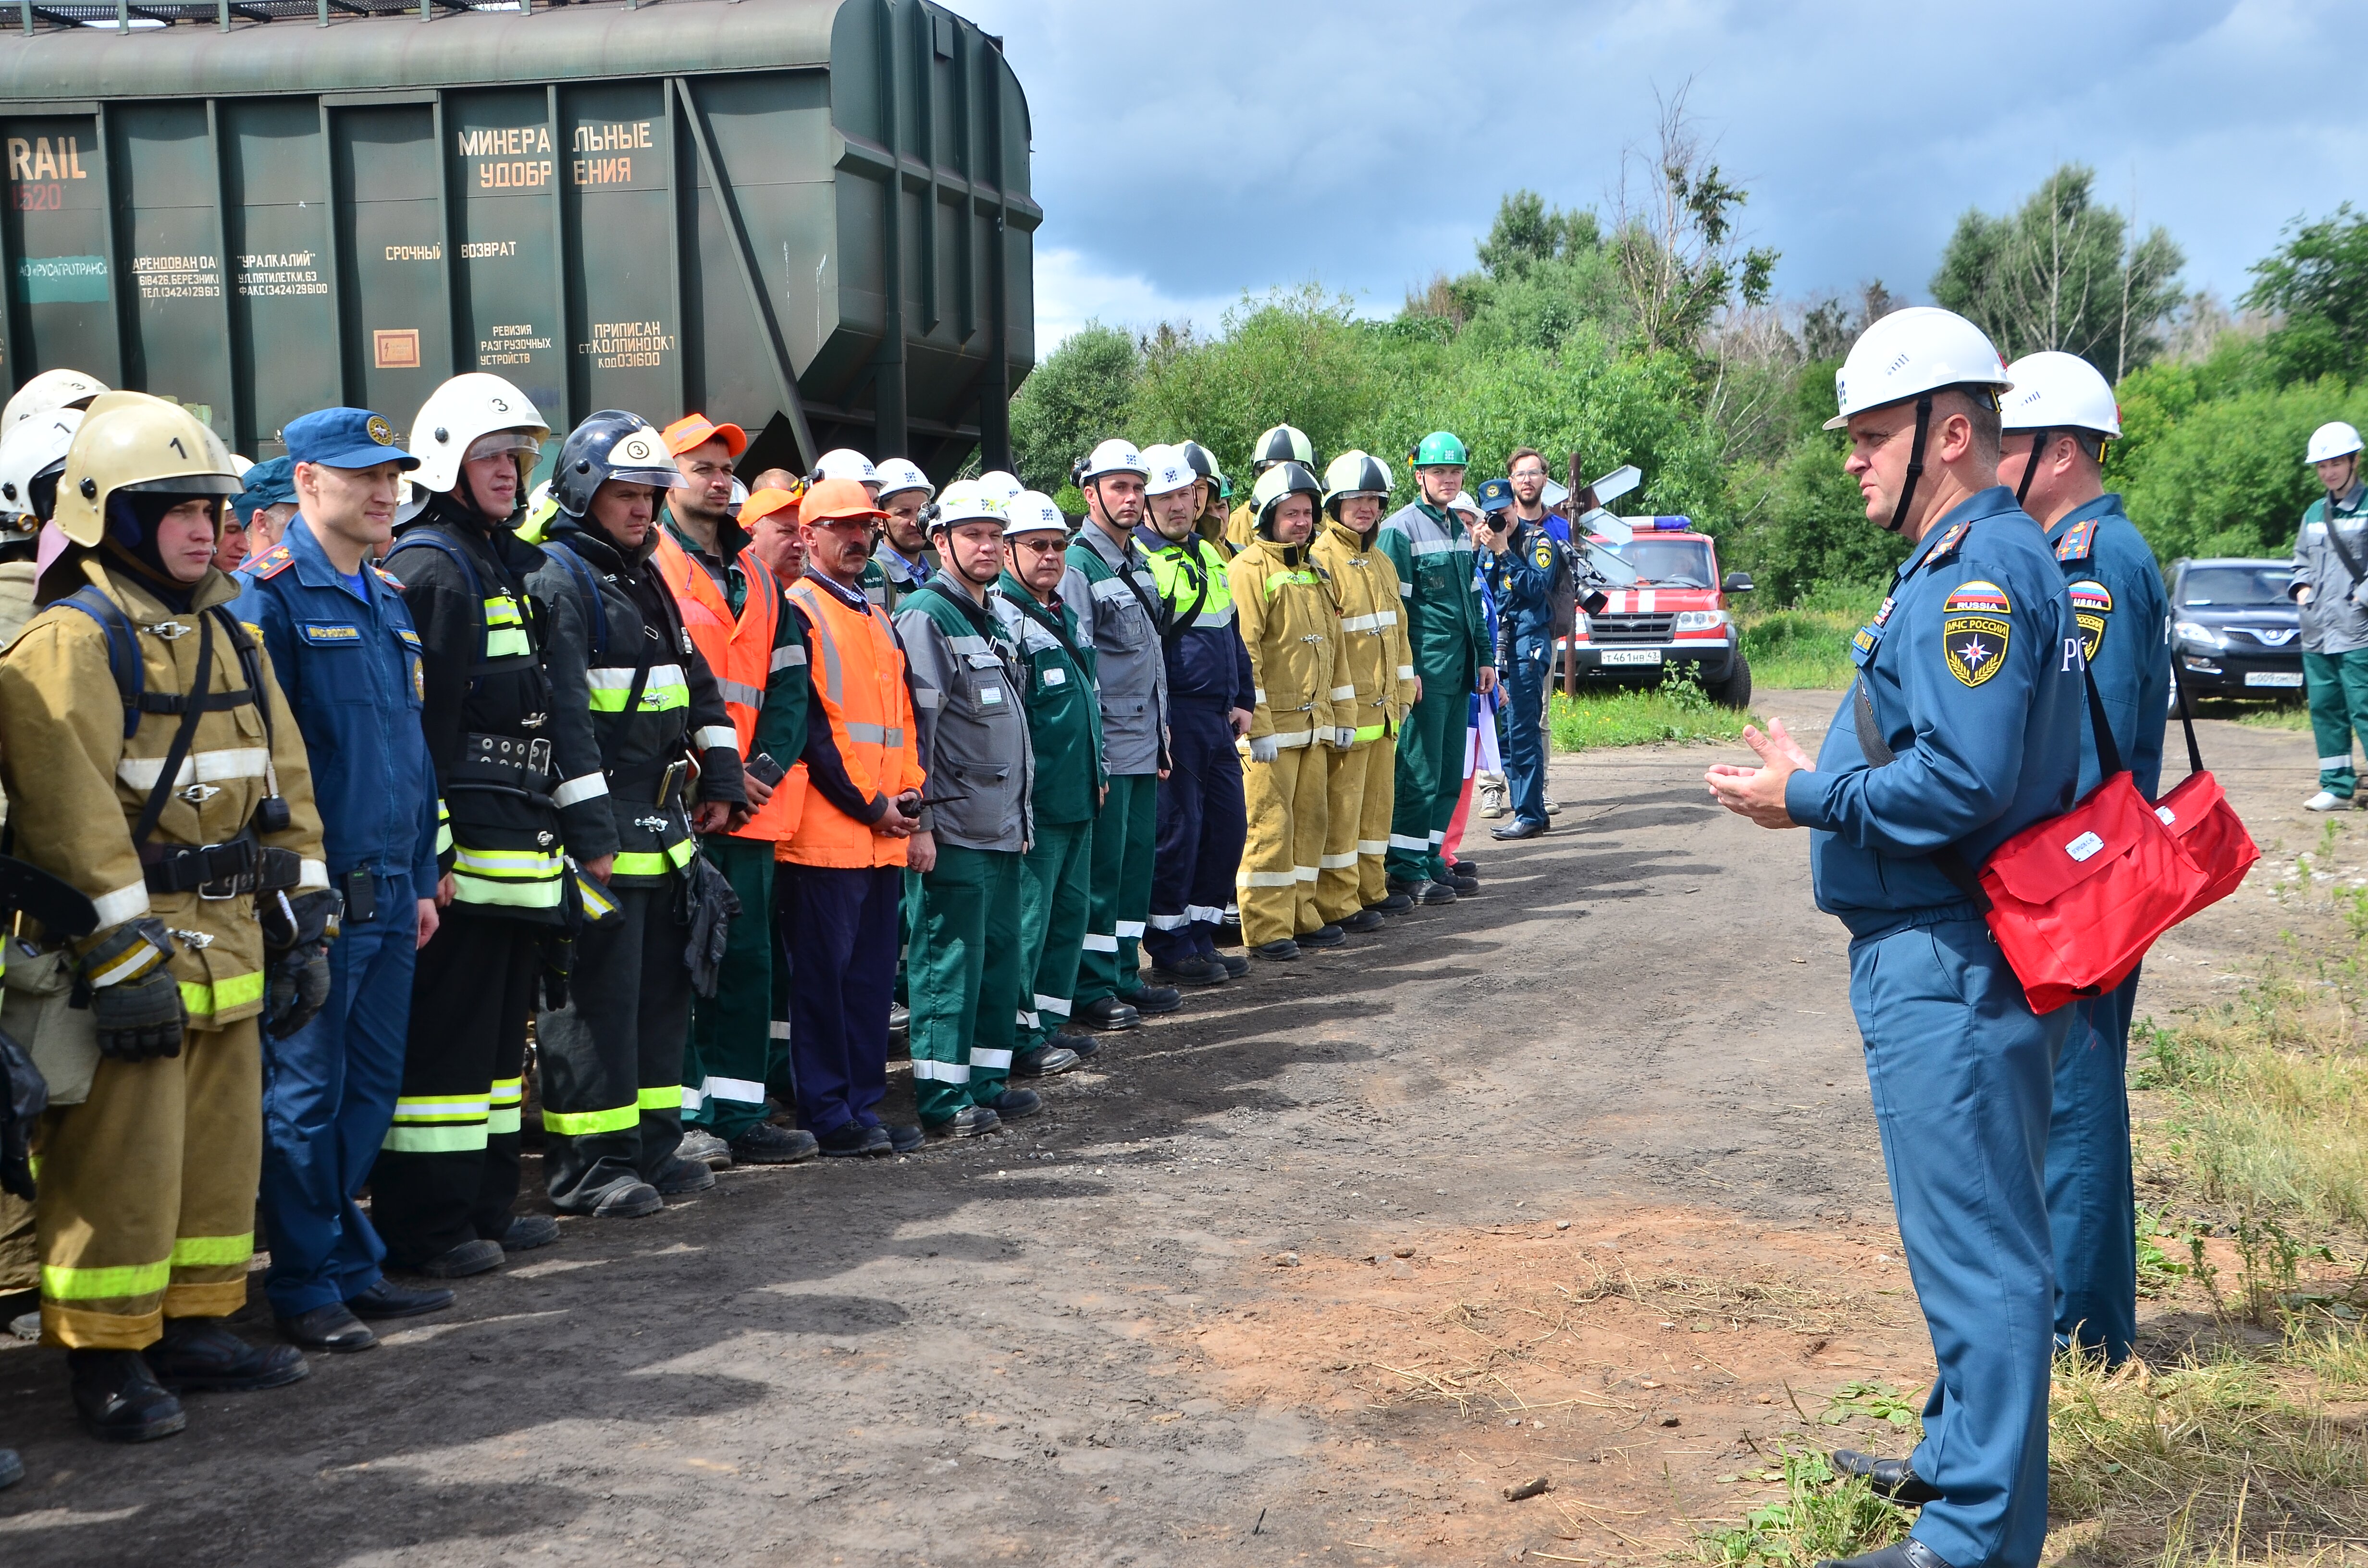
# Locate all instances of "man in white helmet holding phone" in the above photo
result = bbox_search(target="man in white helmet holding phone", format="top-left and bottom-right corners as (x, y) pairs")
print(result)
(2289, 420), (2368, 810)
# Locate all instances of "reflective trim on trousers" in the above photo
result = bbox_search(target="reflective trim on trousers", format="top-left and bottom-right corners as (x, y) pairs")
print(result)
(1035, 993), (1071, 1016)
(541, 1103), (638, 1136)
(1080, 932), (1118, 952)
(637, 1086), (681, 1110)
(912, 1060), (973, 1083)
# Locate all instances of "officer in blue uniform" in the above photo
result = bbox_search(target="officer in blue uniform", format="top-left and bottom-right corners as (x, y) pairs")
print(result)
(1478, 476), (1559, 840)
(1709, 309), (2084, 1568)
(234, 408), (451, 1352)
(1998, 351), (2171, 1369)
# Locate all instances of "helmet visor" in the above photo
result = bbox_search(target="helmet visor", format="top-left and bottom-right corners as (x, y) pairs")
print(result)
(118, 472), (244, 497)
(605, 465), (688, 492)
(465, 431), (541, 464)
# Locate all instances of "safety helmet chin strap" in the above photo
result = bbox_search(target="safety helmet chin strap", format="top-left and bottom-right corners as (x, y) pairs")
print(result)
(2014, 429), (2048, 508)
(1883, 391), (1935, 535)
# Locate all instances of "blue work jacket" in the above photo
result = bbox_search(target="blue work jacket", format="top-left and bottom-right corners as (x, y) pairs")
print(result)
(234, 517), (441, 891)
(1787, 487), (2085, 939)
(1485, 519), (1562, 653)
(2047, 493), (2170, 801)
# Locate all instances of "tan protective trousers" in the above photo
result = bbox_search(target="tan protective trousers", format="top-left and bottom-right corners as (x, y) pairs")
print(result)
(1238, 741), (1330, 947)
(34, 1018), (261, 1348)
(1317, 734), (1397, 922)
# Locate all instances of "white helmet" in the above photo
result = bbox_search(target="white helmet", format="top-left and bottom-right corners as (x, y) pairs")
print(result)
(1073, 438), (1148, 486)
(929, 478), (1004, 532)
(1140, 443), (1197, 497)
(813, 447), (877, 486)
(1448, 490), (1481, 517)
(874, 456), (933, 502)
(2001, 351), (2121, 437)
(1322, 450), (1393, 508)
(2307, 421), (2364, 466)
(1825, 307), (2013, 431)
(977, 469), (1025, 503)
(408, 372), (550, 495)
(2, 367), (108, 436)
(1003, 489), (1069, 536)
(0, 405), (82, 534)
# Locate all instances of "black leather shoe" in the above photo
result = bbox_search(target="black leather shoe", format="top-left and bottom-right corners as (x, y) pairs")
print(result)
(1148, 957), (1229, 987)
(67, 1350), (185, 1443)
(1829, 1449), (1943, 1506)
(1212, 952), (1249, 979)
(980, 1087), (1041, 1120)
(1445, 871), (1480, 894)
(147, 1318), (310, 1393)
(346, 1278), (454, 1320)
(277, 1302), (376, 1353)
(591, 1180), (665, 1218)
(1339, 908), (1386, 933)
(1051, 1028), (1103, 1059)
(653, 1156), (715, 1196)
(1296, 923), (1346, 948)
(1489, 818), (1546, 840)
(1076, 996), (1141, 1031)
(1117, 984), (1182, 1015)
(1813, 1539), (1955, 1568)
(817, 1123), (893, 1157)
(924, 1105), (1002, 1139)
(1013, 1043), (1081, 1077)
(499, 1214), (560, 1252)
(1369, 893), (1414, 915)
(1252, 939), (1300, 961)
(883, 1124), (925, 1155)
(729, 1122), (820, 1164)
(411, 1237), (505, 1277)
(1414, 880), (1457, 906)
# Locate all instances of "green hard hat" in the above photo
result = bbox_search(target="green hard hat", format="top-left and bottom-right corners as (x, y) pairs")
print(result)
(1411, 430), (1468, 467)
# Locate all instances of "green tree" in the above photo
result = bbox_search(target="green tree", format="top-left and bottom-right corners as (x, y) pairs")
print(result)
(2243, 204), (2368, 385)
(1475, 189), (1603, 281)
(1610, 94), (1778, 354)
(1006, 323), (1139, 493)
(2112, 377), (2368, 562)
(1127, 286), (1387, 481)
(1930, 163), (2185, 378)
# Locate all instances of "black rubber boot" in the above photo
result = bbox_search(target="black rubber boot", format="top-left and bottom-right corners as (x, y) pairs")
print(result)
(67, 1350), (186, 1443)
(145, 1318), (310, 1394)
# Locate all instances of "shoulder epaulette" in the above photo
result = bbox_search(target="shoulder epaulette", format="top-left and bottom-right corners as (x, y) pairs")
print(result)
(252, 545), (296, 579)
(2053, 515), (2099, 563)
(1922, 521), (1972, 569)
(373, 565), (405, 588)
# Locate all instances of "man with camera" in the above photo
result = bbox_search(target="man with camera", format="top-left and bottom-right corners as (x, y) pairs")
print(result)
(1477, 467), (1563, 840)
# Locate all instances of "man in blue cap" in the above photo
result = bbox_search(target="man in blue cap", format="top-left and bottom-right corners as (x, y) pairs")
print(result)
(1477, 468), (1564, 840)
(233, 455), (299, 558)
(234, 408), (453, 1352)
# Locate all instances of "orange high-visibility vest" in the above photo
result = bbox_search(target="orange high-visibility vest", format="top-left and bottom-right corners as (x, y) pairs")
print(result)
(652, 528), (802, 842)
(780, 576), (925, 869)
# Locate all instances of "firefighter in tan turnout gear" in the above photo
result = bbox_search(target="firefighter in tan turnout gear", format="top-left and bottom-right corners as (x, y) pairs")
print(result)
(1228, 460), (1347, 959)
(0, 391), (333, 1441)
(1311, 451), (1417, 929)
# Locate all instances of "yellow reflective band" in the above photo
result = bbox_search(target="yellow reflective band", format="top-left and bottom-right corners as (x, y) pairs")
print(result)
(452, 872), (566, 909)
(451, 846), (566, 881)
(1263, 568), (1319, 597)
(486, 627), (530, 658)
(540, 1103), (639, 1136)
(391, 1095), (491, 1124)
(487, 1077), (524, 1107)
(171, 1233), (253, 1269)
(43, 1259), (169, 1301)
(612, 840), (696, 878)
(1355, 722), (1385, 742)
(637, 1086), (680, 1109)
(383, 1123), (491, 1154)
(487, 1108), (521, 1136)
(180, 969), (265, 1019)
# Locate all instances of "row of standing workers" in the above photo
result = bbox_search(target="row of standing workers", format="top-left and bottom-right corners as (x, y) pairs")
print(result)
(0, 361), (1526, 1454)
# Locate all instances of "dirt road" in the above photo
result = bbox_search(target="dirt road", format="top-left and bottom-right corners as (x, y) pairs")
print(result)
(0, 692), (2324, 1566)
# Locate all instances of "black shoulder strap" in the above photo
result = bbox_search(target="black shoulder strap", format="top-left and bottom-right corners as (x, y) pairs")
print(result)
(2324, 505), (2368, 593)
(542, 538), (611, 662)
(1110, 539), (1172, 634)
(1004, 587), (1090, 670)
(386, 528), (484, 600)
(1159, 547), (1211, 649)
(55, 587), (148, 740)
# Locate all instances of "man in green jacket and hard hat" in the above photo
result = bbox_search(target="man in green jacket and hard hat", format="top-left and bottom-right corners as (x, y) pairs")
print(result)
(1380, 431), (1497, 903)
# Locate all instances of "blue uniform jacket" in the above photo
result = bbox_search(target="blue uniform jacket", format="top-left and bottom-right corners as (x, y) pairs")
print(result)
(1134, 525), (1253, 708)
(2047, 493), (2170, 801)
(1485, 520), (1561, 659)
(1786, 487), (2085, 939)
(234, 518), (441, 891)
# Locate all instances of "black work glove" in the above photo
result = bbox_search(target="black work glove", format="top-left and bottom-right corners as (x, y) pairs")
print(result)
(265, 944), (333, 1037)
(91, 967), (186, 1061)
(259, 888), (341, 953)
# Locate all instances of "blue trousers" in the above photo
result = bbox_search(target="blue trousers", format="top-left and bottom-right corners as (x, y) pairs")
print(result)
(259, 868), (417, 1317)
(2047, 966), (2141, 1364)
(1147, 698), (1246, 967)
(781, 863), (900, 1137)
(1850, 916), (2068, 1568)
(1503, 630), (1550, 828)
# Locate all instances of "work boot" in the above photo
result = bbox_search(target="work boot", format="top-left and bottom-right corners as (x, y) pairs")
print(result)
(817, 1123), (893, 1158)
(590, 1180), (665, 1218)
(1340, 908), (1386, 934)
(889, 1002), (912, 1036)
(276, 1302), (375, 1353)
(1369, 892), (1414, 915)
(677, 1127), (734, 1170)
(1445, 870), (1480, 895)
(925, 1105), (1002, 1139)
(499, 1215), (561, 1253)
(883, 1124), (926, 1155)
(2306, 790), (2354, 811)
(1118, 984), (1182, 1016)
(147, 1318), (310, 1393)
(1828, 1449), (1942, 1506)
(1051, 1028), (1103, 1060)
(1414, 880), (1456, 906)
(0, 1447), (21, 1488)
(410, 1237), (505, 1278)
(1450, 858), (1481, 876)
(1148, 956), (1229, 987)
(1076, 996), (1141, 1030)
(1296, 923), (1346, 949)
(67, 1350), (185, 1444)
(979, 1087), (1041, 1121)
(1252, 939), (1300, 961)
(1490, 818), (1546, 840)
(729, 1122), (820, 1164)
(1012, 1043), (1081, 1078)
(346, 1278), (455, 1319)
(653, 1156), (715, 1196)
(1212, 952), (1250, 979)
(1812, 1540), (1954, 1568)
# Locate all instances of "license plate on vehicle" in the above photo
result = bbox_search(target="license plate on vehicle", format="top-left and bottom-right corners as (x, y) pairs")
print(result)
(2245, 671), (2303, 687)
(1600, 649), (1663, 666)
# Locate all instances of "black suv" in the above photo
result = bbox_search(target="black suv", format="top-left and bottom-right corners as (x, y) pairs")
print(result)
(2168, 557), (2303, 703)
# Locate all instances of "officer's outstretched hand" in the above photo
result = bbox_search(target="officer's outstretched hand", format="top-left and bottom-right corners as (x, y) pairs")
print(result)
(1705, 720), (1813, 830)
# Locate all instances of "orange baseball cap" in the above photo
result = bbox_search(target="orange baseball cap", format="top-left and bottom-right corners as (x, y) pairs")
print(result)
(663, 412), (748, 458)
(801, 477), (888, 525)
(740, 486), (800, 525)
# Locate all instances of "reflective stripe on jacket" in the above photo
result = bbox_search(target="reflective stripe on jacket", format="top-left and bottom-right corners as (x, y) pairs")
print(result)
(782, 576), (925, 869)
(1138, 526), (1253, 708)
(652, 527), (806, 842)
(1228, 537), (1345, 748)
(1310, 518), (1417, 741)
(1379, 500), (1492, 682)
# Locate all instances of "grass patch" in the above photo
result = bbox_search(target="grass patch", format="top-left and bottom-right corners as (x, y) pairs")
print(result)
(1736, 584), (1882, 692)
(1548, 671), (1752, 752)
(2235, 704), (2312, 733)
(1695, 1448), (1908, 1567)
